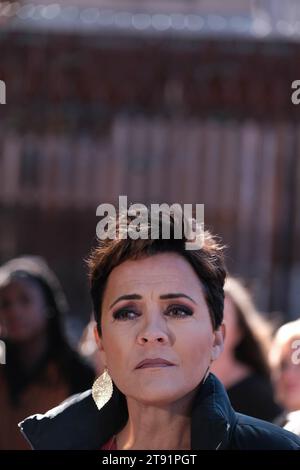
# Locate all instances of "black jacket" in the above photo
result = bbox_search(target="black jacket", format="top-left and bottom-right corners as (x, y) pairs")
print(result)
(19, 373), (300, 450)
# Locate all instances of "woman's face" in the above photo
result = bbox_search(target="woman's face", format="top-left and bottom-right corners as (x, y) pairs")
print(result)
(96, 252), (224, 406)
(0, 278), (48, 342)
(273, 340), (300, 412)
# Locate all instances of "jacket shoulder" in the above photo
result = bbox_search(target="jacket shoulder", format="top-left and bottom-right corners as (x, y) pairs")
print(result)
(19, 390), (95, 449)
(231, 413), (300, 450)
(19, 387), (127, 450)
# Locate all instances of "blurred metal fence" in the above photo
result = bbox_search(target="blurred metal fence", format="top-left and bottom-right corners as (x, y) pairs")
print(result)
(0, 116), (299, 318)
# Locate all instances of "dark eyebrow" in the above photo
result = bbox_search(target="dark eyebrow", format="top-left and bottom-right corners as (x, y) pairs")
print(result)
(159, 293), (197, 305)
(109, 294), (142, 309)
(109, 292), (197, 310)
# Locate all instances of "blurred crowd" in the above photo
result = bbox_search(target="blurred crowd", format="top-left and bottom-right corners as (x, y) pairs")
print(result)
(0, 255), (299, 449)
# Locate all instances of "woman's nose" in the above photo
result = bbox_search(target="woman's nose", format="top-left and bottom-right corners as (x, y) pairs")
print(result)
(136, 318), (170, 345)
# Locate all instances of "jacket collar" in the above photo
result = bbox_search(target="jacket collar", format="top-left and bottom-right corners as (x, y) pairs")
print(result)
(19, 373), (236, 450)
(191, 373), (236, 449)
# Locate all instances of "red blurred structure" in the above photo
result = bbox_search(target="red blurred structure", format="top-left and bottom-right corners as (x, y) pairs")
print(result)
(0, 0), (300, 321)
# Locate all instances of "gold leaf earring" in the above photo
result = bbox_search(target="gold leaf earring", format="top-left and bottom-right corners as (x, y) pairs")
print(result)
(92, 368), (113, 410)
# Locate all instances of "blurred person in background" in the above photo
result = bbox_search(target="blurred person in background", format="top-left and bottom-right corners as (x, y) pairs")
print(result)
(0, 256), (95, 449)
(211, 277), (281, 422)
(269, 319), (300, 436)
(78, 317), (104, 376)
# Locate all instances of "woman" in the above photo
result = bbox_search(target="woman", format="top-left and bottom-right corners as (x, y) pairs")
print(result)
(211, 277), (282, 421)
(0, 256), (95, 449)
(269, 319), (300, 436)
(19, 212), (300, 449)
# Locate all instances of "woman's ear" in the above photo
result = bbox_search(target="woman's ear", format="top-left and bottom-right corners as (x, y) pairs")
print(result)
(211, 323), (225, 361)
(93, 324), (107, 367)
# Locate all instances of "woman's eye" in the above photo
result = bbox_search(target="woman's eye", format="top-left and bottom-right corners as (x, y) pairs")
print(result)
(113, 309), (139, 321)
(166, 305), (193, 318)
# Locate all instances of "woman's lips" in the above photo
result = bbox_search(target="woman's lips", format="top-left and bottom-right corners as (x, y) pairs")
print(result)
(135, 358), (175, 369)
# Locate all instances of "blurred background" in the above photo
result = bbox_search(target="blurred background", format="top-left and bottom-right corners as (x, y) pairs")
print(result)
(1, 0), (300, 335)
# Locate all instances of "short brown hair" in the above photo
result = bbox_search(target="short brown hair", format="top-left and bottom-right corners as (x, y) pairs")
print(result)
(87, 210), (226, 334)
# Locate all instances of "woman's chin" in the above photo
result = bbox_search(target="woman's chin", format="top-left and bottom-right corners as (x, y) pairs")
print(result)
(125, 382), (193, 407)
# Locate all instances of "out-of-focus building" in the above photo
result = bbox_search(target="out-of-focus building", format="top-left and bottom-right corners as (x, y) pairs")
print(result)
(0, 0), (300, 321)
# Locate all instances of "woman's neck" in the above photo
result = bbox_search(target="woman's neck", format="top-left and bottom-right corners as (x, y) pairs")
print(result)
(116, 392), (196, 450)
